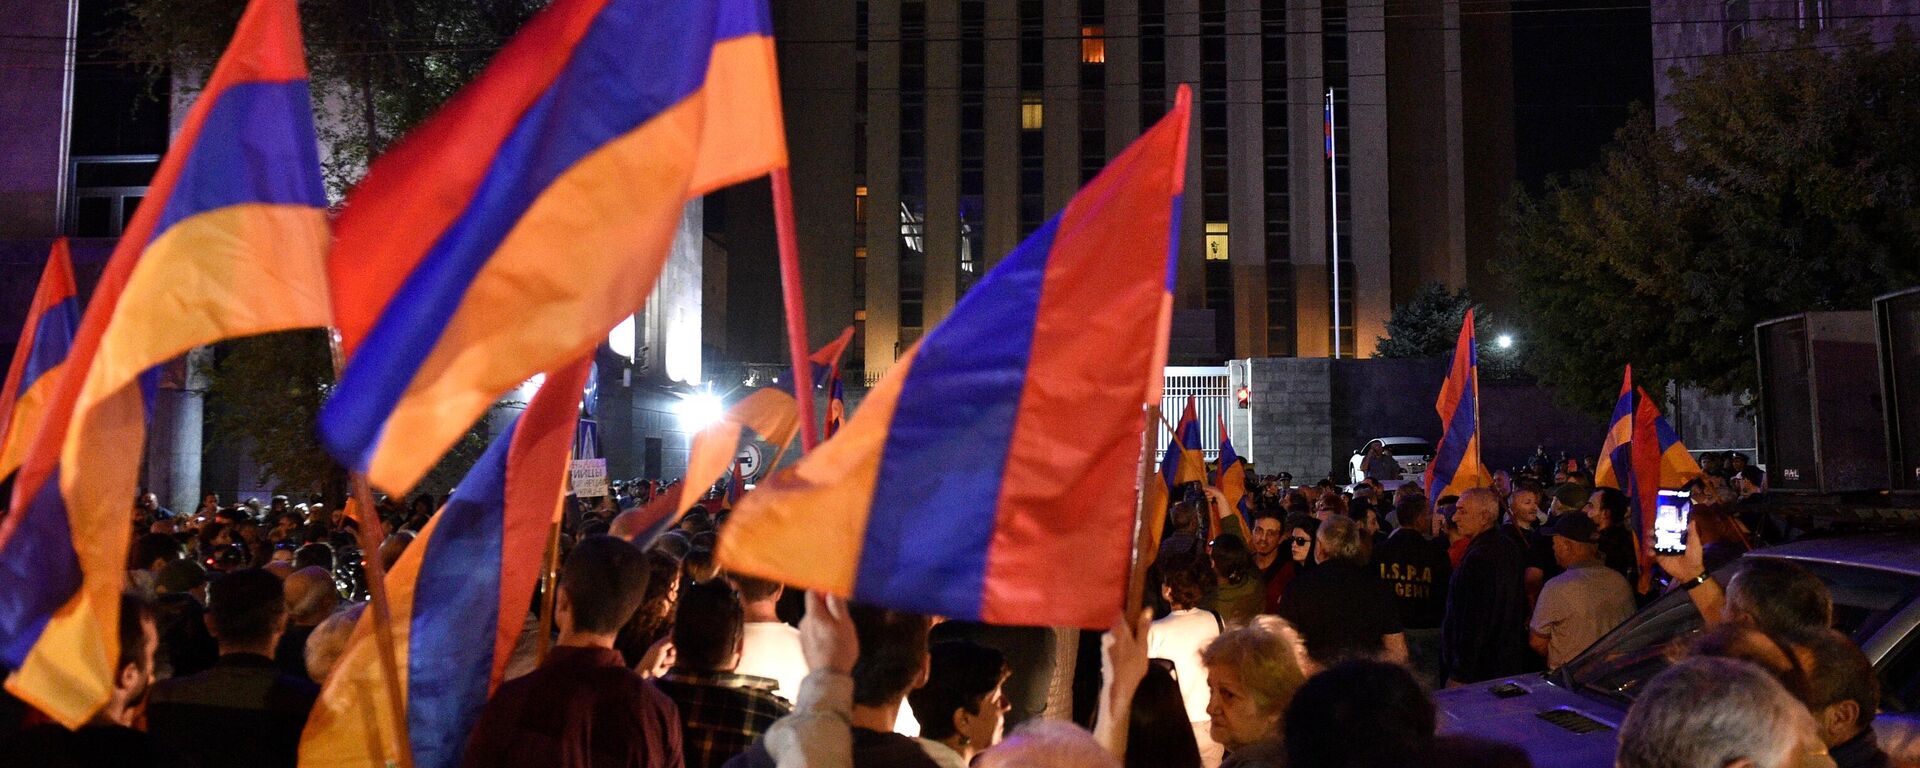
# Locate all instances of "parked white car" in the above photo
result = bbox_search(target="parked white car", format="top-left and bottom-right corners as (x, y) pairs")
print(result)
(1348, 437), (1433, 487)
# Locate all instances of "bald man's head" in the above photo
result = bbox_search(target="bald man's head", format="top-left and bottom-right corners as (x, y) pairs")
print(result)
(1454, 488), (1501, 537)
(284, 566), (340, 627)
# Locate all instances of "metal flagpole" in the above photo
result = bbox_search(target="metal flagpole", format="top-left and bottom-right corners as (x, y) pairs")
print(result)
(1326, 87), (1341, 360)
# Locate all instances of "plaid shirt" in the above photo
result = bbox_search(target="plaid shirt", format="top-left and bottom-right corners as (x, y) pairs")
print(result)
(655, 668), (793, 768)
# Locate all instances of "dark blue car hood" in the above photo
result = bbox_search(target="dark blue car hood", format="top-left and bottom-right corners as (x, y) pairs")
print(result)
(1432, 674), (1623, 768)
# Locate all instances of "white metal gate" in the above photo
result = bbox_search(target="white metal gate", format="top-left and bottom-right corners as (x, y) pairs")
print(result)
(1159, 366), (1231, 462)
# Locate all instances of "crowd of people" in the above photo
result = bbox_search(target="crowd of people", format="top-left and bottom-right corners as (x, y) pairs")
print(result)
(0, 450), (1912, 768)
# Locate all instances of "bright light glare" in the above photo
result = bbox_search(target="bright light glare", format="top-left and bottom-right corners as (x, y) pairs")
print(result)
(1495, 333), (1515, 350)
(608, 314), (637, 361)
(676, 392), (725, 431)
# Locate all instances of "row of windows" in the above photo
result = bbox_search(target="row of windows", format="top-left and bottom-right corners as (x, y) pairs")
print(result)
(854, 0), (1370, 360)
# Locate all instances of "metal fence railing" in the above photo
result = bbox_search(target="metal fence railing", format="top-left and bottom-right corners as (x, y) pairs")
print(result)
(1159, 366), (1230, 462)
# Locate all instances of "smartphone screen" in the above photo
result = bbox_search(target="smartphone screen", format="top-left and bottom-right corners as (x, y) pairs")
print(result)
(1653, 490), (1692, 556)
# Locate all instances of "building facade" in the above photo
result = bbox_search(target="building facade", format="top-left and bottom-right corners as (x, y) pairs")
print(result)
(772, 0), (1518, 381)
(1651, 0), (1910, 125)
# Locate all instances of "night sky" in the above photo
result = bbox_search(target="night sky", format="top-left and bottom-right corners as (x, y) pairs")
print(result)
(1510, 0), (1655, 191)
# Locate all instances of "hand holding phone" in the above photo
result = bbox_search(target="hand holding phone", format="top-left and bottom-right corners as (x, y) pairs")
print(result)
(1653, 490), (1692, 556)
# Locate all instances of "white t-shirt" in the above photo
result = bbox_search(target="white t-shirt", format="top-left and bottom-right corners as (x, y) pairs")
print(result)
(737, 621), (809, 703)
(1149, 607), (1222, 723)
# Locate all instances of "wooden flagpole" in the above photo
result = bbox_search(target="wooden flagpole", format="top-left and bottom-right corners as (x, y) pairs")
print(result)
(771, 168), (820, 451)
(1126, 404), (1162, 620)
(534, 503), (564, 665)
(329, 333), (415, 768)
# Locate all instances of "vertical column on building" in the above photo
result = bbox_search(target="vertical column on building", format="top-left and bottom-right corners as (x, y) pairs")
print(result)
(1043, 0), (1081, 216)
(863, 1), (903, 378)
(1197, 0), (1233, 355)
(1104, 0), (1141, 152)
(924, 0), (961, 324)
(1226, 0), (1267, 359)
(1166, 0), (1205, 313)
(1348, 0), (1392, 356)
(984, 0), (1021, 268)
(1260, 5), (1295, 356)
(1287, 1), (1330, 357)
(773, 1), (859, 356)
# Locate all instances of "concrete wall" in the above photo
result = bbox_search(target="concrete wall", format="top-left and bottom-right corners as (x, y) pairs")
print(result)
(1243, 356), (1615, 483)
(1246, 357), (1335, 479)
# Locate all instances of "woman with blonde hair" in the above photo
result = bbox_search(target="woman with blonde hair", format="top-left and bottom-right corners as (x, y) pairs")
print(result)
(1201, 616), (1309, 768)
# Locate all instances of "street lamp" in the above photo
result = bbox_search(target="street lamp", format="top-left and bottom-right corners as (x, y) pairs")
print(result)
(1495, 333), (1515, 350)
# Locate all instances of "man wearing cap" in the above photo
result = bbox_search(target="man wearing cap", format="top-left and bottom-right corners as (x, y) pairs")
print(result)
(1528, 513), (1636, 669)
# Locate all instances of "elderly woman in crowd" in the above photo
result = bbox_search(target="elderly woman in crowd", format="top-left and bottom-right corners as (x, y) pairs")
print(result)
(1200, 616), (1308, 768)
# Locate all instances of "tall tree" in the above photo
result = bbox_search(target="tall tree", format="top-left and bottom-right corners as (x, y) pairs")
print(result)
(1504, 29), (1920, 411)
(203, 331), (491, 500)
(1375, 283), (1475, 359)
(117, 0), (544, 195)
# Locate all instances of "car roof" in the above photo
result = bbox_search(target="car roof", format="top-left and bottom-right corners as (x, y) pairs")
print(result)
(1372, 436), (1430, 446)
(1753, 533), (1920, 579)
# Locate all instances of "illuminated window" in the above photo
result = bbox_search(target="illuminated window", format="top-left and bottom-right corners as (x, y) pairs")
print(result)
(1205, 222), (1230, 261)
(855, 246), (867, 259)
(1021, 93), (1044, 131)
(855, 309), (868, 321)
(855, 186), (868, 224)
(1081, 26), (1105, 64)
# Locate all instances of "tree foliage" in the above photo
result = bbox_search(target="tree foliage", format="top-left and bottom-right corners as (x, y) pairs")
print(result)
(204, 330), (490, 502)
(116, 0), (544, 195)
(1375, 283), (1520, 379)
(1503, 29), (1920, 412)
(1376, 283), (1475, 359)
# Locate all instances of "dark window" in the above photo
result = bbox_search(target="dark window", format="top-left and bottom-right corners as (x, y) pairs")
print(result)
(1138, 0), (1166, 133)
(1263, 6), (1292, 355)
(645, 437), (664, 480)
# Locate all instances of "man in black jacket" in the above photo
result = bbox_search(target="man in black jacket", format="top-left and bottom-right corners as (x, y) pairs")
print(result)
(146, 569), (319, 768)
(1440, 488), (1532, 685)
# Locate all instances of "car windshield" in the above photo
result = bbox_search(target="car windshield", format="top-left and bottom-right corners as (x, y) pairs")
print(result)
(1560, 557), (1920, 707)
(1385, 442), (1433, 457)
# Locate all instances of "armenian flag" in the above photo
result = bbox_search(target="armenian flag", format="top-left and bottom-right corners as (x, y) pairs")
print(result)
(320, 0), (787, 494)
(611, 388), (798, 544)
(1162, 395), (1206, 492)
(1214, 413), (1249, 528)
(1424, 309), (1492, 498)
(0, 240), (79, 483)
(1645, 393), (1704, 488)
(826, 376), (846, 439)
(717, 87), (1192, 630)
(1595, 368), (1636, 494)
(0, 0), (328, 728)
(1595, 367), (1702, 493)
(300, 359), (590, 768)
(807, 325), (856, 384)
